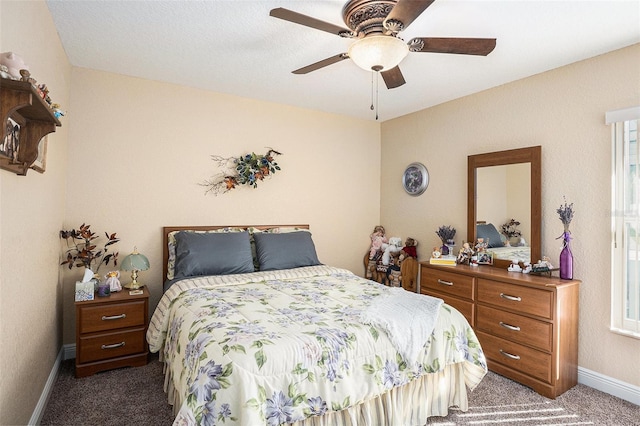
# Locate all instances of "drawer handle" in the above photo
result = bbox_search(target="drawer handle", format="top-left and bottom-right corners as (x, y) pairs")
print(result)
(500, 293), (522, 302)
(499, 321), (521, 332)
(437, 279), (453, 286)
(499, 349), (521, 360)
(101, 342), (125, 350)
(102, 314), (126, 321)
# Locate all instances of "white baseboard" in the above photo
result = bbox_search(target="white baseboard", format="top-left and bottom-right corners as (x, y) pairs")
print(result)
(28, 347), (63, 425)
(63, 343), (76, 361)
(578, 366), (640, 405)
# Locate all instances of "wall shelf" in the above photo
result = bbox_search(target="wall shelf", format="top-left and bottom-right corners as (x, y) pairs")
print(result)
(0, 77), (61, 175)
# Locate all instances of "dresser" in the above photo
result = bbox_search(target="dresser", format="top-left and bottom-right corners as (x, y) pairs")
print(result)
(75, 288), (150, 377)
(420, 262), (580, 398)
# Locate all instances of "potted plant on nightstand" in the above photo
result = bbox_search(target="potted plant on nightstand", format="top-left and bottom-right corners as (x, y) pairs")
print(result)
(60, 223), (120, 288)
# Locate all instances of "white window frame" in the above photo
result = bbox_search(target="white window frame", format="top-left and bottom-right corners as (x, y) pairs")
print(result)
(609, 106), (640, 339)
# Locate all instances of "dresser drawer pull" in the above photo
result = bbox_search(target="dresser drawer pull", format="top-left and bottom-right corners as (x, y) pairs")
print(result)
(437, 279), (454, 286)
(499, 349), (521, 360)
(499, 321), (521, 332)
(101, 342), (125, 350)
(102, 314), (126, 321)
(500, 293), (522, 302)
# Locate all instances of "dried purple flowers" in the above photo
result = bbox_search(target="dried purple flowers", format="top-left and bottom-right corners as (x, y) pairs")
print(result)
(557, 197), (574, 232)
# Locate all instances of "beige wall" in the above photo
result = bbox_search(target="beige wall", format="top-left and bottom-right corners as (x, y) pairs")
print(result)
(0, 1), (71, 424)
(381, 43), (640, 387)
(61, 68), (381, 344)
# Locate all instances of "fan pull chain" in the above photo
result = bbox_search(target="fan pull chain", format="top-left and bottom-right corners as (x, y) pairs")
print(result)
(370, 66), (382, 121)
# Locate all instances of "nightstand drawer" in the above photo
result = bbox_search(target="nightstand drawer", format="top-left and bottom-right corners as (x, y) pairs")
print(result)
(78, 300), (146, 334)
(421, 269), (474, 300)
(476, 305), (552, 351)
(77, 328), (145, 364)
(477, 279), (553, 319)
(476, 331), (552, 384)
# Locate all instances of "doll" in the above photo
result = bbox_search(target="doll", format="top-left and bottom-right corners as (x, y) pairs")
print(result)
(369, 225), (388, 259)
(104, 270), (122, 292)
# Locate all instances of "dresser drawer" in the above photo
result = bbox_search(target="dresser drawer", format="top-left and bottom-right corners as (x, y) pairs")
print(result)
(424, 292), (474, 326)
(476, 331), (552, 384)
(421, 269), (474, 300)
(77, 328), (146, 364)
(476, 305), (552, 351)
(477, 279), (553, 319)
(78, 300), (146, 334)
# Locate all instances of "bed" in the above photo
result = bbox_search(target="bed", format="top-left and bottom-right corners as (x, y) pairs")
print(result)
(147, 225), (487, 425)
(476, 222), (531, 262)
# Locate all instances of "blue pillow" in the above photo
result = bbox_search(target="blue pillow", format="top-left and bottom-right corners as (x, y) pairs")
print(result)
(476, 223), (504, 248)
(174, 231), (254, 279)
(254, 231), (321, 271)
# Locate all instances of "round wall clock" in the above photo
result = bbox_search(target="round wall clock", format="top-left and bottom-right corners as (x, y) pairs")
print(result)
(402, 162), (429, 196)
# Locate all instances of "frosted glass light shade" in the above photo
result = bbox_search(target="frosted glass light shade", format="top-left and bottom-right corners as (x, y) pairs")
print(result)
(348, 35), (409, 71)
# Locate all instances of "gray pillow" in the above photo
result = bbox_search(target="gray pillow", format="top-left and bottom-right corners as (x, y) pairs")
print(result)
(254, 231), (321, 271)
(476, 223), (504, 248)
(174, 231), (254, 279)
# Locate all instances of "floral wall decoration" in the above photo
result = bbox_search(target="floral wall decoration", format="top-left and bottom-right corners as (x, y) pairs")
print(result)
(201, 148), (282, 195)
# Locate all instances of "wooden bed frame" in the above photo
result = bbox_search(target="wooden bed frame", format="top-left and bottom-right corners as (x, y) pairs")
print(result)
(162, 225), (309, 281)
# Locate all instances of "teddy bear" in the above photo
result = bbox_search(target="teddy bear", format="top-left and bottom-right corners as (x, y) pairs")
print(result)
(382, 236), (402, 265)
(385, 252), (402, 287)
(399, 237), (418, 262)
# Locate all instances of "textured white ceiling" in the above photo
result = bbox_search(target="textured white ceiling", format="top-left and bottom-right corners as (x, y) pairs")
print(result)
(46, 0), (640, 122)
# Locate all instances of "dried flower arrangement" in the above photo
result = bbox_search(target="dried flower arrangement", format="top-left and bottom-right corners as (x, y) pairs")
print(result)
(436, 225), (456, 242)
(201, 148), (282, 195)
(557, 197), (575, 232)
(501, 219), (522, 239)
(60, 223), (119, 273)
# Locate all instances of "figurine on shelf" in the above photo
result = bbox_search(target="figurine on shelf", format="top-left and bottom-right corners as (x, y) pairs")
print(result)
(522, 262), (532, 274)
(432, 247), (442, 258)
(51, 103), (66, 119)
(0, 51), (28, 80)
(475, 238), (488, 253)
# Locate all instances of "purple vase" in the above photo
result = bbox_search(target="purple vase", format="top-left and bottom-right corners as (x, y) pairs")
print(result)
(559, 231), (573, 280)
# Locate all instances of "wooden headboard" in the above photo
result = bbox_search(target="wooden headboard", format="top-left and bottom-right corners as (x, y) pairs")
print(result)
(162, 225), (309, 282)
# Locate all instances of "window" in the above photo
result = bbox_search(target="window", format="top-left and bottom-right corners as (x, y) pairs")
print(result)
(610, 106), (640, 338)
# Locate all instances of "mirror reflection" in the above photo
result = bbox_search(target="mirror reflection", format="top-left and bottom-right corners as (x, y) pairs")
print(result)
(476, 163), (531, 262)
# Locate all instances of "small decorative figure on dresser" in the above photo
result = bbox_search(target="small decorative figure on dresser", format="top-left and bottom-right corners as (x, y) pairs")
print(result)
(432, 247), (442, 258)
(456, 242), (474, 265)
(105, 270), (122, 292)
(508, 260), (522, 272)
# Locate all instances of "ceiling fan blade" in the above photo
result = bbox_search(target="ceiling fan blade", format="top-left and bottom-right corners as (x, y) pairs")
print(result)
(381, 66), (406, 89)
(270, 8), (353, 37)
(409, 37), (497, 56)
(292, 53), (349, 74)
(385, 0), (435, 31)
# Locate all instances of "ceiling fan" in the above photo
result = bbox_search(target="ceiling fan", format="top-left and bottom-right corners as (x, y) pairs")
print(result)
(270, 0), (496, 89)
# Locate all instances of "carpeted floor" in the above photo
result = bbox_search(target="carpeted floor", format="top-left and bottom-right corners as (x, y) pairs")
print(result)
(41, 355), (638, 425)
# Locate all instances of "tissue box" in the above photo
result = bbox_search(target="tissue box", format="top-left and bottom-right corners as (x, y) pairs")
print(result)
(75, 281), (94, 302)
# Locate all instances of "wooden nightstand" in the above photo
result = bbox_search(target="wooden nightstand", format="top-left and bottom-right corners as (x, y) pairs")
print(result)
(75, 287), (149, 378)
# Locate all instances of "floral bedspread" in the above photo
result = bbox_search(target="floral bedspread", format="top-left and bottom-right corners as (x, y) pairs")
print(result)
(147, 265), (487, 426)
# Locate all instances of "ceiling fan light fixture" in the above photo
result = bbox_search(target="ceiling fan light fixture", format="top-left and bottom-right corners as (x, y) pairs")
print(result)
(348, 35), (409, 72)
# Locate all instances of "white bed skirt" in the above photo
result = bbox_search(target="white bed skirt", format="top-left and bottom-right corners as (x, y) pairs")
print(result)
(161, 354), (481, 426)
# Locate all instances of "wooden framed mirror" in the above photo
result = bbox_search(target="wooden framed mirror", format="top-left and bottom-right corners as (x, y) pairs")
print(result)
(467, 146), (541, 268)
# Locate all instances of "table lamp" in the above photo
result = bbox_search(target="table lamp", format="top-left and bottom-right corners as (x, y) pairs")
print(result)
(120, 247), (150, 290)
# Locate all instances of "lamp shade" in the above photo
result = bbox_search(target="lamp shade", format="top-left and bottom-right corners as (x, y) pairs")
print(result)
(120, 251), (150, 272)
(348, 35), (409, 72)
